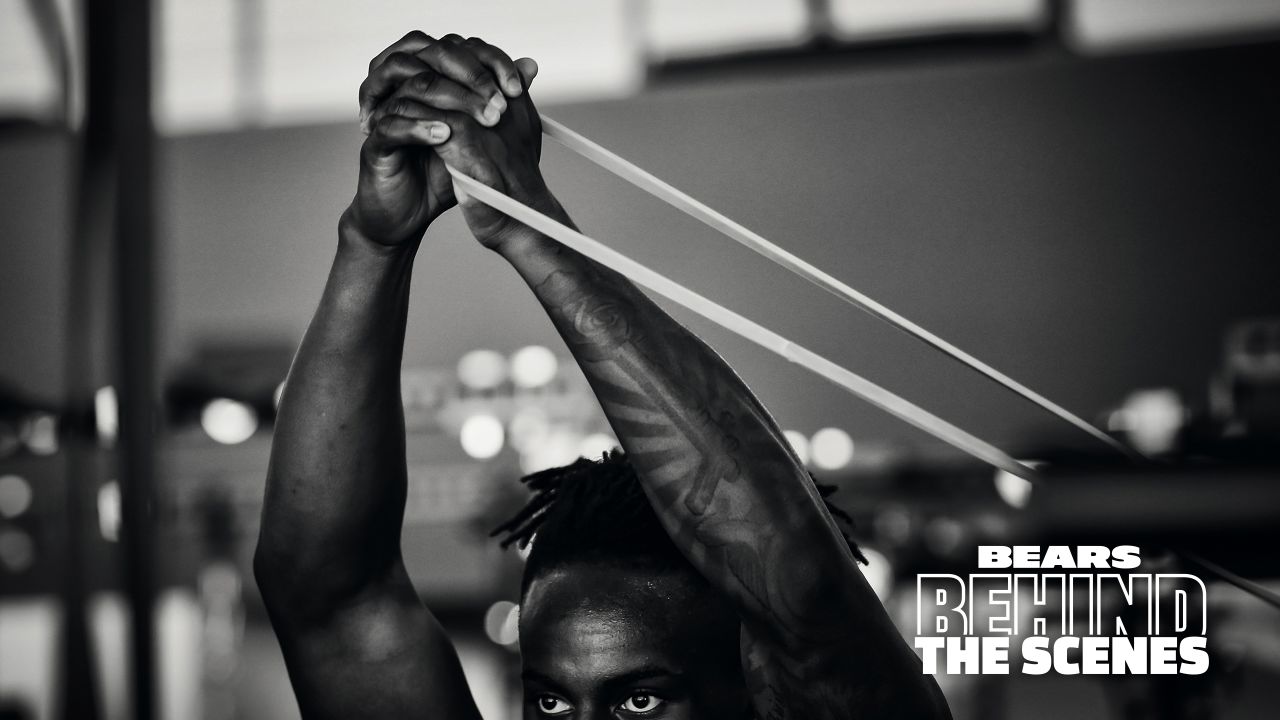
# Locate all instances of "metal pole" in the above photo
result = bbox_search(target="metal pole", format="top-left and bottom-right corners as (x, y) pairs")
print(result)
(71, 0), (159, 718)
(111, 0), (158, 715)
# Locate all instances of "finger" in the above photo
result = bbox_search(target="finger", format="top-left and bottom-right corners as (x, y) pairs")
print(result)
(416, 39), (506, 127)
(368, 30), (434, 73)
(385, 72), (495, 129)
(515, 58), (539, 91)
(364, 111), (453, 157)
(359, 51), (432, 134)
(463, 37), (522, 97)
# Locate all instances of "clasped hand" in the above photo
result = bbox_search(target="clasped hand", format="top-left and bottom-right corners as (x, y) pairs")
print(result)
(345, 31), (555, 252)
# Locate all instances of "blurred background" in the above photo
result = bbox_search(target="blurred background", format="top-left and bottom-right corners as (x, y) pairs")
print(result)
(2, 0), (1280, 718)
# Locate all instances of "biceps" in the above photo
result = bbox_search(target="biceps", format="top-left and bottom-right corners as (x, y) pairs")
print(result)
(274, 587), (482, 720)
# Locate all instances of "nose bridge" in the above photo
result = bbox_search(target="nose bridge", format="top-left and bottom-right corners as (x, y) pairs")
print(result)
(579, 700), (612, 720)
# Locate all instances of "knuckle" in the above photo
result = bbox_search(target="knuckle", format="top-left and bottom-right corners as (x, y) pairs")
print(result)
(410, 71), (438, 94)
(385, 98), (414, 117)
(463, 64), (492, 87)
(442, 33), (464, 43)
(385, 51), (417, 71)
(421, 42), (446, 61)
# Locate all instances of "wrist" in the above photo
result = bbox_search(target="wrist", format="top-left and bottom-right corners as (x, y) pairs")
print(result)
(487, 187), (571, 259)
(339, 207), (420, 262)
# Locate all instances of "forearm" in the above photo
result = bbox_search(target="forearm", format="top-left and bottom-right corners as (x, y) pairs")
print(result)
(496, 208), (862, 636)
(257, 217), (416, 609)
(500, 212), (947, 716)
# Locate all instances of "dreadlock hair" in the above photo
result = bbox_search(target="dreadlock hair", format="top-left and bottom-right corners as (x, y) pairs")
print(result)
(491, 449), (866, 595)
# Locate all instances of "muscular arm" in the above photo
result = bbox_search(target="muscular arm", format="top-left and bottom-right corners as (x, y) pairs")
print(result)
(379, 35), (950, 715)
(495, 224), (948, 719)
(255, 223), (481, 720)
(252, 30), (532, 719)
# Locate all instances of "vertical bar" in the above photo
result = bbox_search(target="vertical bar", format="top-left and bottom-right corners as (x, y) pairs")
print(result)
(111, 0), (158, 716)
(59, 0), (111, 715)
(72, 0), (159, 718)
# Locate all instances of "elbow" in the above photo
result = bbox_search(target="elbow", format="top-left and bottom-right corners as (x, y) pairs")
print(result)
(253, 537), (332, 626)
(253, 531), (321, 615)
(253, 530), (391, 625)
(252, 535), (292, 609)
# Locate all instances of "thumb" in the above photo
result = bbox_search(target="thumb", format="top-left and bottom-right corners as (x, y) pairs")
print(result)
(515, 58), (539, 90)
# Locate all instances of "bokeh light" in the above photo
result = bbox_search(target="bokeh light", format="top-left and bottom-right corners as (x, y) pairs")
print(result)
(994, 468), (1033, 509)
(483, 600), (520, 647)
(200, 399), (259, 445)
(21, 413), (58, 455)
(510, 345), (558, 389)
(95, 385), (118, 446)
(457, 349), (508, 391)
(1119, 388), (1185, 456)
(0, 474), (33, 518)
(460, 414), (505, 460)
(810, 427), (854, 470)
(98, 480), (121, 542)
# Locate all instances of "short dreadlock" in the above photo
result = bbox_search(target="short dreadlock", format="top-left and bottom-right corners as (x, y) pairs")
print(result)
(492, 449), (866, 595)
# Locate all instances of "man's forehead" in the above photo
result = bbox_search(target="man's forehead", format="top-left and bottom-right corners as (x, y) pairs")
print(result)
(521, 562), (704, 619)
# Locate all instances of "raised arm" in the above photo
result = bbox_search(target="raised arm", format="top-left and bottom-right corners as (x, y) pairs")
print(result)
(254, 32), (530, 719)
(424, 44), (951, 720)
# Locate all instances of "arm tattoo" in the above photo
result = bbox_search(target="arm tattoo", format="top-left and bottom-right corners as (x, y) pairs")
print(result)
(526, 246), (942, 719)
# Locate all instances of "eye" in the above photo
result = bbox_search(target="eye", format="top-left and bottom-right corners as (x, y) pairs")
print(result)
(536, 695), (572, 716)
(619, 692), (665, 715)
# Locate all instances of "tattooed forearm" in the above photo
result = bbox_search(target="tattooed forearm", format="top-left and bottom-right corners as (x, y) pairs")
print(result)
(532, 256), (850, 623)
(505, 228), (949, 720)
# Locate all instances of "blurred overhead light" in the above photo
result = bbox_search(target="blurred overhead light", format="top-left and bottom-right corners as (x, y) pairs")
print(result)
(828, 0), (1047, 42)
(510, 345), (558, 389)
(21, 413), (58, 455)
(457, 349), (508, 391)
(643, 0), (810, 61)
(98, 480), (121, 542)
(0, 474), (33, 519)
(994, 467), (1033, 509)
(811, 427), (854, 471)
(95, 386), (118, 446)
(200, 399), (259, 445)
(1068, 0), (1280, 55)
(483, 600), (520, 647)
(0, 0), (63, 121)
(1114, 388), (1184, 456)
(254, 0), (642, 130)
(155, 0), (239, 132)
(460, 414), (505, 460)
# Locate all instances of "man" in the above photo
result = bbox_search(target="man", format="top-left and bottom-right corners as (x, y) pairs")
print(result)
(255, 31), (951, 719)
